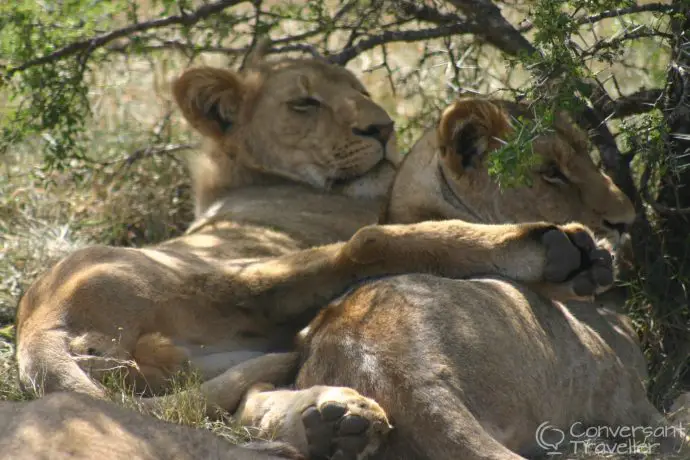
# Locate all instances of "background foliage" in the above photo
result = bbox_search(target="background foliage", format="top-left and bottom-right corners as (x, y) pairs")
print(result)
(1, 0), (688, 420)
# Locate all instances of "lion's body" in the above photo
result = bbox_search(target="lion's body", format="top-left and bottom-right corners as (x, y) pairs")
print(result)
(0, 392), (302, 460)
(297, 275), (657, 459)
(16, 186), (383, 395)
(295, 99), (687, 459)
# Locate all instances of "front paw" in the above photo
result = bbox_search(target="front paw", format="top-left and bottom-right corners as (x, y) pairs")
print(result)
(539, 223), (614, 296)
(301, 387), (392, 460)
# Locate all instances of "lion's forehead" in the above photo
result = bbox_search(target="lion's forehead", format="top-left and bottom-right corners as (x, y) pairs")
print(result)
(262, 60), (365, 94)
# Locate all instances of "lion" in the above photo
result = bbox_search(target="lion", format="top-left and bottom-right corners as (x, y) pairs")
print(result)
(0, 392), (303, 460)
(15, 46), (616, 459)
(294, 98), (688, 459)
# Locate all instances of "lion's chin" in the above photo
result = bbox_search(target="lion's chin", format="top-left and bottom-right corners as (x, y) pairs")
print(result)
(333, 159), (397, 200)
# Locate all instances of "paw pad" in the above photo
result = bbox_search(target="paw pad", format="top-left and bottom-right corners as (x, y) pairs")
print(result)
(301, 396), (391, 460)
(541, 226), (615, 296)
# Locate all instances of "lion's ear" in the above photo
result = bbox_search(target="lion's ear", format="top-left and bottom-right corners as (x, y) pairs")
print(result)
(172, 67), (245, 138)
(437, 99), (512, 171)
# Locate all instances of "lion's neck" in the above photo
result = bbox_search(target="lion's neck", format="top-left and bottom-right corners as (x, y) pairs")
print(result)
(190, 150), (295, 219)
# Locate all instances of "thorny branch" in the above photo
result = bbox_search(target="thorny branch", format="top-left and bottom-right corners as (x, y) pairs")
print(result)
(2, 0), (248, 80)
(582, 29), (674, 59)
(443, 0), (628, 174)
(576, 2), (680, 27)
(518, 2), (681, 32)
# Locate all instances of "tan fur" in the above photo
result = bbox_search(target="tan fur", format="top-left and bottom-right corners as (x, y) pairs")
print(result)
(0, 392), (303, 460)
(16, 56), (623, 459)
(296, 98), (688, 459)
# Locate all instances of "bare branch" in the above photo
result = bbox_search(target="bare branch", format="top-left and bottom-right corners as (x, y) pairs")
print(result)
(328, 24), (474, 66)
(2, 0), (248, 79)
(106, 39), (327, 60)
(398, 2), (465, 25)
(407, 0), (538, 56)
(107, 40), (245, 55)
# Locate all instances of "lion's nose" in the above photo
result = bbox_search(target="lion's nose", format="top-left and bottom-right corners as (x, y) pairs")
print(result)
(353, 122), (394, 146)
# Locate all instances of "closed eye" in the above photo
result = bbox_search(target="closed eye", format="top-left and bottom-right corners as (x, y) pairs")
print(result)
(287, 97), (321, 112)
(541, 164), (570, 185)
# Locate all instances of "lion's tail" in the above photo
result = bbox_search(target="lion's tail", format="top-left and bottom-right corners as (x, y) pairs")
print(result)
(16, 325), (107, 399)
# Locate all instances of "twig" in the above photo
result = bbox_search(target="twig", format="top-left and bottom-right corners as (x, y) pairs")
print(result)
(2, 0), (248, 80)
(121, 143), (196, 168)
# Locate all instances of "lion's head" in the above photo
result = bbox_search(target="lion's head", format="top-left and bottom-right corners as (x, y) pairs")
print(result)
(172, 47), (400, 217)
(385, 97), (635, 246)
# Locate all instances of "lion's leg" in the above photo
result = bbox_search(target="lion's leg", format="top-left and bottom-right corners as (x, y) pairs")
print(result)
(293, 356), (521, 460)
(234, 384), (392, 460)
(379, 386), (524, 460)
(233, 220), (614, 329)
(139, 352), (300, 417)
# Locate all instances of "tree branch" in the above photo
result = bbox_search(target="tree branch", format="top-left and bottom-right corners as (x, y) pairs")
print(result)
(433, 0), (538, 55)
(107, 39), (336, 61)
(608, 88), (665, 118)
(583, 29), (674, 58)
(519, 3), (680, 32)
(328, 23), (473, 66)
(577, 3), (680, 26)
(2, 0), (248, 80)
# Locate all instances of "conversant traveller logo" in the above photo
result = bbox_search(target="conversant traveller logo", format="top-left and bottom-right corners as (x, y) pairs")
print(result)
(535, 421), (687, 456)
(535, 422), (565, 455)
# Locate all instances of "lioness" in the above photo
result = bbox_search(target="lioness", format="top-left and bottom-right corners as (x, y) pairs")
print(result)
(0, 392), (302, 460)
(15, 50), (614, 458)
(295, 98), (687, 459)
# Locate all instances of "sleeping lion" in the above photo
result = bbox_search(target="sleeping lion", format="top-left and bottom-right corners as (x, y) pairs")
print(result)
(295, 97), (688, 459)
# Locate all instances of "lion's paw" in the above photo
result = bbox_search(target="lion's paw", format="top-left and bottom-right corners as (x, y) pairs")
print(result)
(540, 223), (614, 296)
(301, 388), (392, 460)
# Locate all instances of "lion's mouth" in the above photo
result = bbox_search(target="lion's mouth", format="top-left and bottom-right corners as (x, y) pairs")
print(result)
(329, 154), (389, 186)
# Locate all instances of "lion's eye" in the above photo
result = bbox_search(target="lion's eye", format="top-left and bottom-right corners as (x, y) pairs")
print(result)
(541, 164), (569, 185)
(288, 97), (321, 113)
